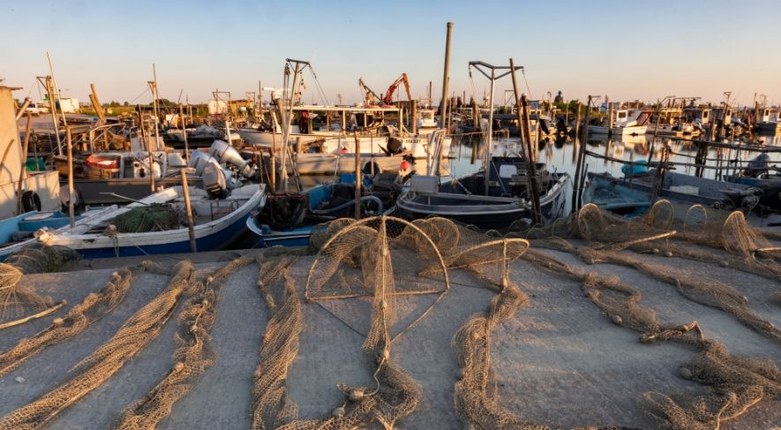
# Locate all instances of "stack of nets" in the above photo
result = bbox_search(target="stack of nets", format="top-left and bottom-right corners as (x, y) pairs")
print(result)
(113, 203), (181, 233)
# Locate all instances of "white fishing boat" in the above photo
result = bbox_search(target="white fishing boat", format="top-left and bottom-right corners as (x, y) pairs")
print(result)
(589, 108), (649, 136)
(35, 183), (266, 258)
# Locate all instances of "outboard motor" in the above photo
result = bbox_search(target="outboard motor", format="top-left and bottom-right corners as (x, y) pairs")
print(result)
(386, 137), (403, 155)
(209, 140), (256, 178)
(201, 162), (229, 198)
(189, 151), (231, 196)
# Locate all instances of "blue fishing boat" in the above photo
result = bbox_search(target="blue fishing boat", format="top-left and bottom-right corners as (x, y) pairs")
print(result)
(0, 208), (115, 261)
(246, 173), (400, 247)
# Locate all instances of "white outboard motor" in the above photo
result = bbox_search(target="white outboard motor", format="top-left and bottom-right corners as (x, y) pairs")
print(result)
(189, 151), (230, 197)
(209, 140), (256, 178)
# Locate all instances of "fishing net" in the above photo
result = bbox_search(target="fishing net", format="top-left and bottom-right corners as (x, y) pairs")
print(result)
(0, 246), (81, 328)
(511, 201), (781, 429)
(112, 204), (182, 233)
(3, 245), (81, 274)
(452, 285), (546, 429)
(253, 216), (446, 430)
(0, 260), (195, 430)
(116, 256), (254, 429)
(252, 253), (302, 430)
(0, 262), (154, 377)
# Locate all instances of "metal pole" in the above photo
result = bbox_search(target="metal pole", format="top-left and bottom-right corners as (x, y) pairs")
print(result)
(485, 68), (496, 196)
(150, 64), (161, 151)
(440, 22), (453, 131)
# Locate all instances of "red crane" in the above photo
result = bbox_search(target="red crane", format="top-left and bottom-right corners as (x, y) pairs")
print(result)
(382, 73), (411, 105)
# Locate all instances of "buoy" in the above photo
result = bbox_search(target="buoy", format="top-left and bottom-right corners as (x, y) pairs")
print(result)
(349, 388), (365, 402)
(611, 314), (623, 325)
(664, 251), (673, 257)
(174, 362), (185, 372)
(651, 248), (660, 254)
(719, 260), (729, 267)
(679, 367), (693, 380)
(332, 406), (346, 417)
(52, 317), (64, 326)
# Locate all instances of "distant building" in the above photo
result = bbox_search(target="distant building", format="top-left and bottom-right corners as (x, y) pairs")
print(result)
(41, 96), (80, 113)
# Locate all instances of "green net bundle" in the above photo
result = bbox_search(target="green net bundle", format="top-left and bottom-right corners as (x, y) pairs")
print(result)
(113, 204), (182, 233)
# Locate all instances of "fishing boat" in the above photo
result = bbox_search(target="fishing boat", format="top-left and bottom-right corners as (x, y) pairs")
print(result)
(0, 208), (115, 260)
(584, 163), (762, 216)
(396, 61), (569, 231)
(239, 104), (451, 176)
(34, 183), (266, 258)
(396, 156), (569, 230)
(724, 153), (781, 212)
(246, 173), (400, 247)
(589, 108), (649, 136)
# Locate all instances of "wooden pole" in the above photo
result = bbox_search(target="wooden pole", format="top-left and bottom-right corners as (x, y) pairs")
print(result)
(353, 131), (362, 219)
(66, 126), (75, 228)
(572, 103), (582, 162)
(510, 58), (542, 225)
(43, 76), (62, 155)
(572, 96), (593, 211)
(180, 168), (197, 253)
(17, 113), (33, 214)
(440, 22), (453, 130)
(270, 132), (277, 192)
(179, 102), (190, 160)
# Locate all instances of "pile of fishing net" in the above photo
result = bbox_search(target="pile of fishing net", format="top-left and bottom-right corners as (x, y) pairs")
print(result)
(517, 200), (781, 429)
(112, 203), (182, 233)
(0, 245), (81, 328)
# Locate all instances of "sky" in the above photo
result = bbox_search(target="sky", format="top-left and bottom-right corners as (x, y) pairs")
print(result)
(1, 0), (780, 108)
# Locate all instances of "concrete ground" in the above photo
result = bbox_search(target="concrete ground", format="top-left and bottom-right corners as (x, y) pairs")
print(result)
(0, 241), (780, 429)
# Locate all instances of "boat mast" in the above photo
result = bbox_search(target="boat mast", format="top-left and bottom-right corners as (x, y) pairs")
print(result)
(468, 61), (521, 195)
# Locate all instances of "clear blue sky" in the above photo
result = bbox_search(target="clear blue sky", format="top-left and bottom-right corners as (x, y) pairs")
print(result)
(1, 0), (779, 107)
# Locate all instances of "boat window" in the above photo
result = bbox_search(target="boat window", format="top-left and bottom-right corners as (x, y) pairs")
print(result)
(498, 164), (518, 178)
(617, 111), (627, 119)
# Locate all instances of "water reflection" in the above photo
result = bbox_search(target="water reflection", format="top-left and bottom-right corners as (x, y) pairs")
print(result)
(449, 131), (781, 182)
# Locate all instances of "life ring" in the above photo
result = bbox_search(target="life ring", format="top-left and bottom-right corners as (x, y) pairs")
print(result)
(21, 191), (42, 212)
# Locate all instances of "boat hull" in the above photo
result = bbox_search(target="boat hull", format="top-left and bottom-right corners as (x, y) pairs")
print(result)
(585, 170), (759, 214)
(396, 173), (569, 230)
